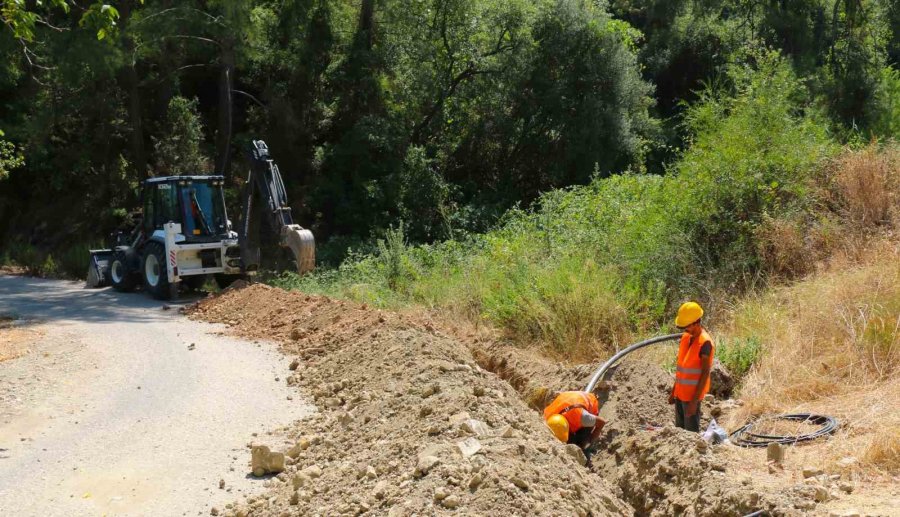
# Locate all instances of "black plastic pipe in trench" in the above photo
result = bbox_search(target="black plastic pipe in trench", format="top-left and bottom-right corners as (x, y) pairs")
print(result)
(583, 333), (683, 393)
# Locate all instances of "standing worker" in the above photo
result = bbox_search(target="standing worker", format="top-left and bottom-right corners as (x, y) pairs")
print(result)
(544, 391), (606, 449)
(669, 301), (714, 432)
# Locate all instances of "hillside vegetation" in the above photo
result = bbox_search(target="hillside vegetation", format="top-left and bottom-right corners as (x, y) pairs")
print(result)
(276, 53), (896, 356)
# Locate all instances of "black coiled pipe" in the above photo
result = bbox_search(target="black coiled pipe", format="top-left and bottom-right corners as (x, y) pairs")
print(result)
(730, 413), (839, 447)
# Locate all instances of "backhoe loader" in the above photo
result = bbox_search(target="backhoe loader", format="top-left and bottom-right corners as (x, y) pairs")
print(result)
(86, 140), (314, 299)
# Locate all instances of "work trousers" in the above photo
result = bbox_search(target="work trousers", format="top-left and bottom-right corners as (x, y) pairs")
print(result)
(675, 399), (701, 432)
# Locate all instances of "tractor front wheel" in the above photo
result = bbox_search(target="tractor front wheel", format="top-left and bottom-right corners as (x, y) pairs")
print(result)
(142, 242), (174, 300)
(110, 251), (137, 292)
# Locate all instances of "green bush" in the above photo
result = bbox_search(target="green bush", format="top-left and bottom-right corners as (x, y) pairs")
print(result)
(57, 242), (95, 280)
(4, 241), (43, 275)
(40, 254), (59, 278)
(0, 240), (98, 279)
(715, 335), (763, 381)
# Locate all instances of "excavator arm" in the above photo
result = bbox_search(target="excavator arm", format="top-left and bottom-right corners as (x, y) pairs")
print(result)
(238, 140), (315, 274)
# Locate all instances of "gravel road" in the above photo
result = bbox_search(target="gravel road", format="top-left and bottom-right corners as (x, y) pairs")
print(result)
(0, 275), (313, 516)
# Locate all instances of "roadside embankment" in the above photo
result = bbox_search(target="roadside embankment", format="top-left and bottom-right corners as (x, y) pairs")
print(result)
(187, 284), (840, 516)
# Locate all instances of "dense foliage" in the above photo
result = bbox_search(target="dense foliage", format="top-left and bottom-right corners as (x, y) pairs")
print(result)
(277, 51), (865, 354)
(0, 0), (896, 265)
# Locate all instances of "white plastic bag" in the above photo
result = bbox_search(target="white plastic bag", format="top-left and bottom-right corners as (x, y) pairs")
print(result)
(702, 418), (730, 444)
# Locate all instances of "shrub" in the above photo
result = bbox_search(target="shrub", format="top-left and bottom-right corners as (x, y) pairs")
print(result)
(376, 224), (412, 292)
(57, 242), (96, 280)
(39, 254), (59, 278)
(832, 145), (900, 229)
(5, 241), (43, 275)
(715, 335), (762, 381)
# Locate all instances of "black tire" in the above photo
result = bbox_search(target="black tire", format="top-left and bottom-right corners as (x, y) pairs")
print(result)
(182, 274), (208, 291)
(214, 273), (246, 290)
(110, 251), (137, 292)
(142, 242), (174, 300)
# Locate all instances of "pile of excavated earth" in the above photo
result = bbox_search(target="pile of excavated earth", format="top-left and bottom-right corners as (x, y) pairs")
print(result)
(186, 284), (838, 516)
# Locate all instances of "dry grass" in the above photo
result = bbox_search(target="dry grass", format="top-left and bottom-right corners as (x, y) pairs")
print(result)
(755, 143), (899, 281)
(725, 240), (900, 475)
(831, 144), (900, 229)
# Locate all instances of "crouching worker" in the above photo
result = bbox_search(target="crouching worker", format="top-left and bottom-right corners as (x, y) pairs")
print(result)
(544, 391), (606, 450)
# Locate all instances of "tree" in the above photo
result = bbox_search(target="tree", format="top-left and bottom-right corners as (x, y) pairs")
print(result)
(152, 96), (208, 175)
(498, 1), (656, 195)
(0, 138), (23, 180)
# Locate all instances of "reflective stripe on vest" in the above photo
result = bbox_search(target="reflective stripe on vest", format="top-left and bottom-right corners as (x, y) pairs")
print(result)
(673, 330), (714, 402)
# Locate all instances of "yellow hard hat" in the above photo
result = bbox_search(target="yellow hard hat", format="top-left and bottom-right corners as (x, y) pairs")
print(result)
(675, 302), (704, 328)
(546, 414), (569, 442)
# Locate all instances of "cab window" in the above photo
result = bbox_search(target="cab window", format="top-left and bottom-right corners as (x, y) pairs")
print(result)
(143, 183), (180, 231)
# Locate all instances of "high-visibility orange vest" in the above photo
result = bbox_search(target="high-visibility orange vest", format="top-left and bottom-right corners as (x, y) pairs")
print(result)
(674, 330), (714, 402)
(543, 391), (599, 433)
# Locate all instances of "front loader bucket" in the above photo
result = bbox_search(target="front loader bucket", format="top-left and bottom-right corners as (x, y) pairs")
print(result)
(86, 249), (112, 288)
(281, 225), (315, 274)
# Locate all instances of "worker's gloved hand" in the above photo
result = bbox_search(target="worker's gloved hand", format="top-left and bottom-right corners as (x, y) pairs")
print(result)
(667, 393), (676, 405)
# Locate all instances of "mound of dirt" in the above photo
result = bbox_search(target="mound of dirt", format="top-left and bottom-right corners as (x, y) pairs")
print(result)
(593, 427), (800, 516)
(188, 285), (821, 516)
(188, 285), (630, 516)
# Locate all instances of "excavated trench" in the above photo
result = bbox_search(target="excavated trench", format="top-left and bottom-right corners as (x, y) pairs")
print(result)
(471, 345), (806, 516)
(188, 284), (811, 516)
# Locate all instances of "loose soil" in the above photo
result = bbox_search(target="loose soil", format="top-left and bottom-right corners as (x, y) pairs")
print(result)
(0, 316), (39, 362)
(188, 284), (889, 516)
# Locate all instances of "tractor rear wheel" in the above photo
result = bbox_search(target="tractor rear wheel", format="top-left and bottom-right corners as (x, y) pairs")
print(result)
(142, 242), (174, 300)
(110, 251), (137, 292)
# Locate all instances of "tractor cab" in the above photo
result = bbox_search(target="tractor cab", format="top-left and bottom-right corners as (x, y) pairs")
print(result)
(142, 176), (230, 242)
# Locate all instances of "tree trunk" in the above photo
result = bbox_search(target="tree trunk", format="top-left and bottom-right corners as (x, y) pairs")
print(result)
(119, 1), (147, 178)
(358, 0), (375, 49)
(215, 40), (235, 175)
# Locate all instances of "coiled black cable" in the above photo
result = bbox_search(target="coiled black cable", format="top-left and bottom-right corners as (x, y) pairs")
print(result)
(730, 413), (839, 447)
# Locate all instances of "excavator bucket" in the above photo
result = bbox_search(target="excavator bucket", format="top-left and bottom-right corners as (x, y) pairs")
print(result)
(281, 225), (315, 274)
(86, 249), (112, 288)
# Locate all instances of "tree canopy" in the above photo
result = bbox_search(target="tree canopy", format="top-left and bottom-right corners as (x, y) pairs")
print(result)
(0, 0), (897, 263)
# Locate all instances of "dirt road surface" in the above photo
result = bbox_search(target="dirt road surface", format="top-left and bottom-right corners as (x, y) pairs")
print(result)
(0, 275), (314, 516)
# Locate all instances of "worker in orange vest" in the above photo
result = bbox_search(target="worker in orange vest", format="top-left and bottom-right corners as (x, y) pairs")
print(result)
(668, 301), (715, 432)
(543, 391), (606, 449)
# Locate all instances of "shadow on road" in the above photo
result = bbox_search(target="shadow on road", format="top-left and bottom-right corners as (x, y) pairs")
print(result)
(0, 275), (207, 325)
